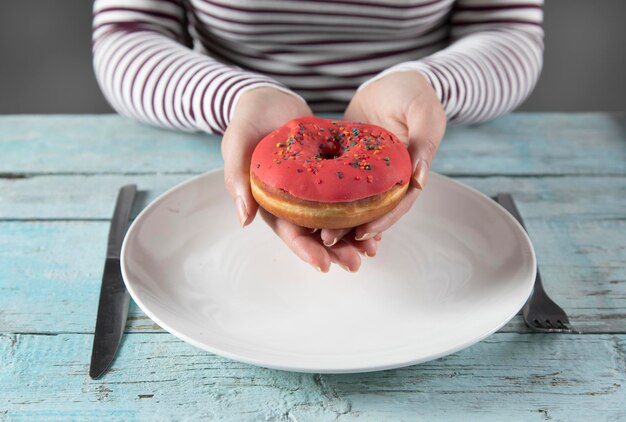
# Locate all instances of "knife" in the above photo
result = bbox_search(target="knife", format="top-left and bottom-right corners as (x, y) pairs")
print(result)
(89, 184), (137, 379)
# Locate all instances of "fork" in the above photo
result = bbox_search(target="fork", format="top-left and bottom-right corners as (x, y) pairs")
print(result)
(492, 193), (580, 334)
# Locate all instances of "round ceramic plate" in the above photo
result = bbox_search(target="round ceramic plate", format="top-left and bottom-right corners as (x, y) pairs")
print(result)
(121, 170), (536, 373)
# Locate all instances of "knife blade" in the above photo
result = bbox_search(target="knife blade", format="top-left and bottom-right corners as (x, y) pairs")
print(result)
(89, 184), (137, 379)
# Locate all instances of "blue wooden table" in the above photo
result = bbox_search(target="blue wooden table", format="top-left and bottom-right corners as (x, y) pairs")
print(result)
(1, 113), (625, 420)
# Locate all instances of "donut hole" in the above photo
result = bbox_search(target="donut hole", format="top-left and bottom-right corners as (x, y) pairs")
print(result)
(318, 138), (343, 160)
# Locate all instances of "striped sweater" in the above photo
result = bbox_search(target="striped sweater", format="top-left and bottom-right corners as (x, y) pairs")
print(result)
(93, 0), (544, 135)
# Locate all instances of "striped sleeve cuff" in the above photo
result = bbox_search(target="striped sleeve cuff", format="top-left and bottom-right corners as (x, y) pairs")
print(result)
(357, 30), (543, 125)
(357, 62), (445, 110)
(194, 71), (306, 134)
(226, 80), (308, 126)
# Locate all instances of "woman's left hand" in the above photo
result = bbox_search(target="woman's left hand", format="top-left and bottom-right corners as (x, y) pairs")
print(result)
(320, 71), (447, 245)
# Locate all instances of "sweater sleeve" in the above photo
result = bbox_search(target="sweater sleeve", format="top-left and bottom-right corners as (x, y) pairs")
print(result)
(92, 0), (298, 134)
(359, 0), (544, 124)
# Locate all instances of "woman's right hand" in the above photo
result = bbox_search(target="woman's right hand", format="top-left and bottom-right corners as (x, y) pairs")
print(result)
(221, 87), (378, 272)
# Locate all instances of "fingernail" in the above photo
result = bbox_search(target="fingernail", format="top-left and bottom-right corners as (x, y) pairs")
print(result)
(355, 232), (374, 241)
(412, 159), (429, 190)
(235, 196), (248, 227)
(339, 264), (354, 273)
(323, 237), (338, 247)
(313, 264), (329, 273)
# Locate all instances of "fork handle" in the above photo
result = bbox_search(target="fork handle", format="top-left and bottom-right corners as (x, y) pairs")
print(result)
(495, 193), (526, 230)
(494, 193), (546, 292)
(522, 271), (545, 319)
(493, 193), (541, 306)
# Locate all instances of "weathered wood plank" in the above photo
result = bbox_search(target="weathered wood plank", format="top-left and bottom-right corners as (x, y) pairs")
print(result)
(0, 174), (191, 220)
(1, 333), (624, 421)
(1, 113), (625, 176)
(0, 115), (223, 175)
(1, 174), (625, 220)
(0, 217), (624, 334)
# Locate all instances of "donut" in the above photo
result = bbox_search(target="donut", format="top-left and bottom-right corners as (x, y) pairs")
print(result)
(250, 116), (412, 229)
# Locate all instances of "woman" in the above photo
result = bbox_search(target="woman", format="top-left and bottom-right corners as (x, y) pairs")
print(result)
(93, 0), (543, 272)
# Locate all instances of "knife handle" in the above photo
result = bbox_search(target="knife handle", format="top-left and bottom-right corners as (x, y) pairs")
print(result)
(107, 184), (137, 259)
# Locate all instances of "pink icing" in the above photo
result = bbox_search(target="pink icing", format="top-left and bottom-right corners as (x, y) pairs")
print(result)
(250, 116), (412, 203)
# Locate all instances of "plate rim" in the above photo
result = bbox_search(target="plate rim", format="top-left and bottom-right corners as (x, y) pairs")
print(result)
(121, 169), (536, 373)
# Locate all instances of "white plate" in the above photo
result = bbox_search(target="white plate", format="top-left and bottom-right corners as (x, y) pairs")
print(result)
(121, 170), (536, 373)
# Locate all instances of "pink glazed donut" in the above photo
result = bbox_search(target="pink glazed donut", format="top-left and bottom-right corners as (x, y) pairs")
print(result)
(250, 116), (412, 229)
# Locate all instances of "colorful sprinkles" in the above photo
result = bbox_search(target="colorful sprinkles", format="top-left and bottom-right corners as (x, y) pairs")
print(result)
(266, 119), (405, 187)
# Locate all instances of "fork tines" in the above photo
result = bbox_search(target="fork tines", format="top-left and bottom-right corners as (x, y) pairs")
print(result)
(526, 317), (578, 333)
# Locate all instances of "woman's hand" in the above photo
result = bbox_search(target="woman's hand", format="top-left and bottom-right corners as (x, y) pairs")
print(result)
(320, 71), (446, 245)
(221, 87), (379, 272)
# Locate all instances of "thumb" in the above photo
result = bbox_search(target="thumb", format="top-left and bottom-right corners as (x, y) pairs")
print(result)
(405, 104), (446, 191)
(343, 98), (367, 123)
(221, 121), (260, 227)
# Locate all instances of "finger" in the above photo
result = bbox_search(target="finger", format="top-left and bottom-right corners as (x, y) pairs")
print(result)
(320, 228), (352, 247)
(259, 209), (331, 272)
(326, 240), (362, 272)
(354, 188), (421, 240)
(221, 122), (261, 228)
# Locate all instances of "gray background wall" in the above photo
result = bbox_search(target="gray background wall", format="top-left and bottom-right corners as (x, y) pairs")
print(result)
(0, 0), (624, 114)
